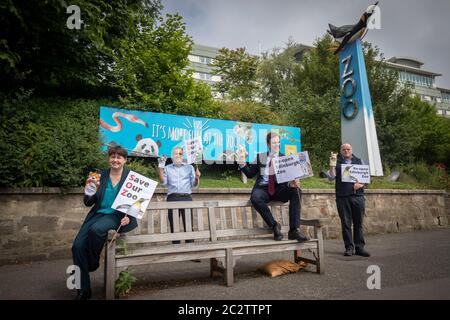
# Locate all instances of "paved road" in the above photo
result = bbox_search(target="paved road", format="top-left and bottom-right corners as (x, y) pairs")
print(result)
(1, 228), (449, 300)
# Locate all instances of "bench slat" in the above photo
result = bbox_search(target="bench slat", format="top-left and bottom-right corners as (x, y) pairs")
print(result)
(147, 210), (154, 234)
(232, 241), (318, 256)
(173, 209), (180, 233)
(219, 207), (226, 230)
(216, 226), (289, 238)
(197, 208), (204, 231)
(120, 230), (211, 244)
(208, 207), (217, 241)
(160, 210), (167, 233)
(241, 207), (248, 229)
(117, 238), (319, 257)
(251, 207), (259, 228)
(231, 208), (237, 229)
(116, 250), (227, 267)
(185, 208), (192, 232)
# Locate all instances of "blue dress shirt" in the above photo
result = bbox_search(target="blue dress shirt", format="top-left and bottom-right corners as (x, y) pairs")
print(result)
(162, 163), (197, 195)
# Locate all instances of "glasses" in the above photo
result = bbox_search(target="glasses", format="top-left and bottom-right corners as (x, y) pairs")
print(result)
(342, 148), (351, 151)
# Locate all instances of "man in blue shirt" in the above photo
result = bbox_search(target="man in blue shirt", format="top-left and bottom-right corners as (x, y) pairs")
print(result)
(158, 147), (201, 244)
(328, 143), (370, 257)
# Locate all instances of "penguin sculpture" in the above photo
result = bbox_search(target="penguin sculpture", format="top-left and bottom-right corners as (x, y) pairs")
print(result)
(328, 1), (379, 54)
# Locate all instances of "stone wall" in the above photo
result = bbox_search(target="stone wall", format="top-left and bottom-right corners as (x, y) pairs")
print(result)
(0, 188), (447, 265)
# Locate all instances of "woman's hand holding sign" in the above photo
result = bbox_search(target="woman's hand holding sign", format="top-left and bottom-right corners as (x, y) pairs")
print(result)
(120, 216), (130, 226)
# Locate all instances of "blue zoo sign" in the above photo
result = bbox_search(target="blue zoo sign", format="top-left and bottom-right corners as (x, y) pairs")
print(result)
(99, 106), (301, 163)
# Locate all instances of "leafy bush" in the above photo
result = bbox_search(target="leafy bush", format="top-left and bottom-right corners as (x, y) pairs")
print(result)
(126, 158), (158, 180)
(115, 270), (137, 298)
(402, 162), (449, 190)
(0, 95), (109, 187)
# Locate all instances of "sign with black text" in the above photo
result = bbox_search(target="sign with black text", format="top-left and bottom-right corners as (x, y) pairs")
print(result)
(273, 151), (313, 184)
(111, 171), (157, 219)
(341, 164), (371, 184)
(185, 137), (203, 164)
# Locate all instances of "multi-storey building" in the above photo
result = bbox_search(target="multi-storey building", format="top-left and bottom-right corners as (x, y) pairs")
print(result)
(188, 44), (450, 117)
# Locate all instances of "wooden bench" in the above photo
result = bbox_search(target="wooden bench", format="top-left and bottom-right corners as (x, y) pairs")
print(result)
(104, 200), (324, 299)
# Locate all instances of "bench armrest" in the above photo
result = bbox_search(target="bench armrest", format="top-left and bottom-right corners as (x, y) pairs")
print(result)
(300, 219), (324, 227)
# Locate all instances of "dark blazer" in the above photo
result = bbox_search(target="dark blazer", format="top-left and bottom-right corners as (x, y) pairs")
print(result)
(83, 167), (137, 233)
(240, 152), (289, 190)
(335, 154), (365, 198)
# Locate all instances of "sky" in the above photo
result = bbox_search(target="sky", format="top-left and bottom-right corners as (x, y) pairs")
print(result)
(161, 0), (450, 89)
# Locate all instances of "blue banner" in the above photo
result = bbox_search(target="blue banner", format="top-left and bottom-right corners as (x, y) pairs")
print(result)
(99, 106), (301, 163)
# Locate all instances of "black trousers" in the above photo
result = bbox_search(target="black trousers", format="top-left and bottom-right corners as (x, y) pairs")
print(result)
(72, 212), (121, 291)
(336, 196), (366, 251)
(250, 184), (301, 229)
(167, 193), (193, 244)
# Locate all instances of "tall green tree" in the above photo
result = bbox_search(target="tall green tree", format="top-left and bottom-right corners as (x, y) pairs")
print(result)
(212, 47), (259, 101)
(0, 0), (162, 97)
(110, 13), (215, 116)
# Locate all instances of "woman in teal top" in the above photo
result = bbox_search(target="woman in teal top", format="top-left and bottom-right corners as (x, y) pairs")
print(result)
(72, 145), (137, 300)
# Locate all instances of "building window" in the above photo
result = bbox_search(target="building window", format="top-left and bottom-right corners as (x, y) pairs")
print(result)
(442, 93), (450, 102)
(198, 56), (213, 65)
(197, 72), (212, 81)
(437, 109), (444, 115)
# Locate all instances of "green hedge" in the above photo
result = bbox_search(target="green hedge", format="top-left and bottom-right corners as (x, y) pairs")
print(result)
(0, 95), (109, 187)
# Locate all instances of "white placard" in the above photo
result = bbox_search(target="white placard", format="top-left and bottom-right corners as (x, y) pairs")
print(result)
(273, 151), (313, 184)
(185, 137), (203, 164)
(341, 164), (371, 184)
(111, 171), (157, 219)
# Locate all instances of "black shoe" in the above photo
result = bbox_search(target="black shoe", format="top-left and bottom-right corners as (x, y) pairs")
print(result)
(185, 239), (194, 244)
(272, 222), (283, 241)
(344, 248), (353, 256)
(288, 229), (309, 242)
(190, 259), (201, 263)
(74, 288), (91, 300)
(172, 240), (181, 244)
(355, 249), (371, 257)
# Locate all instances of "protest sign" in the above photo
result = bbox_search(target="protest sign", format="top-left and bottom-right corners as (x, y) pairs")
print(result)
(111, 171), (157, 219)
(273, 151), (313, 184)
(341, 164), (371, 184)
(185, 137), (203, 164)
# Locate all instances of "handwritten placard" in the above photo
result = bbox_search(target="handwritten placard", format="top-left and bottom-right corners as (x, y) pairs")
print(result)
(341, 164), (370, 184)
(111, 171), (157, 219)
(185, 137), (203, 164)
(273, 151), (313, 184)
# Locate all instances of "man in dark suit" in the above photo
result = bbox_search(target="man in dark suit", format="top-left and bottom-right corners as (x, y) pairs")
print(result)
(237, 131), (309, 242)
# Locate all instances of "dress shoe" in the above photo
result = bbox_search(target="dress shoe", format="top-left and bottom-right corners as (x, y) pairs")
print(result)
(74, 288), (91, 300)
(272, 222), (283, 241)
(190, 259), (201, 263)
(344, 248), (353, 256)
(355, 248), (371, 257)
(288, 229), (310, 242)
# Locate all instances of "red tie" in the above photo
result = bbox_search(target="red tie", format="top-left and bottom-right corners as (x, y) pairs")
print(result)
(268, 158), (275, 196)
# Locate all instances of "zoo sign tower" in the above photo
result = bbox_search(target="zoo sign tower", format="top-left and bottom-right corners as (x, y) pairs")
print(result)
(328, 1), (383, 176)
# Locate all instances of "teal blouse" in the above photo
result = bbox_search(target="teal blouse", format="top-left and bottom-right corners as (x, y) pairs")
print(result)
(97, 177), (120, 215)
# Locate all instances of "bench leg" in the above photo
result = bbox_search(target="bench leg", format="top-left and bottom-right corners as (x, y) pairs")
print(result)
(294, 249), (301, 263)
(104, 233), (116, 300)
(225, 248), (234, 287)
(315, 227), (325, 274)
